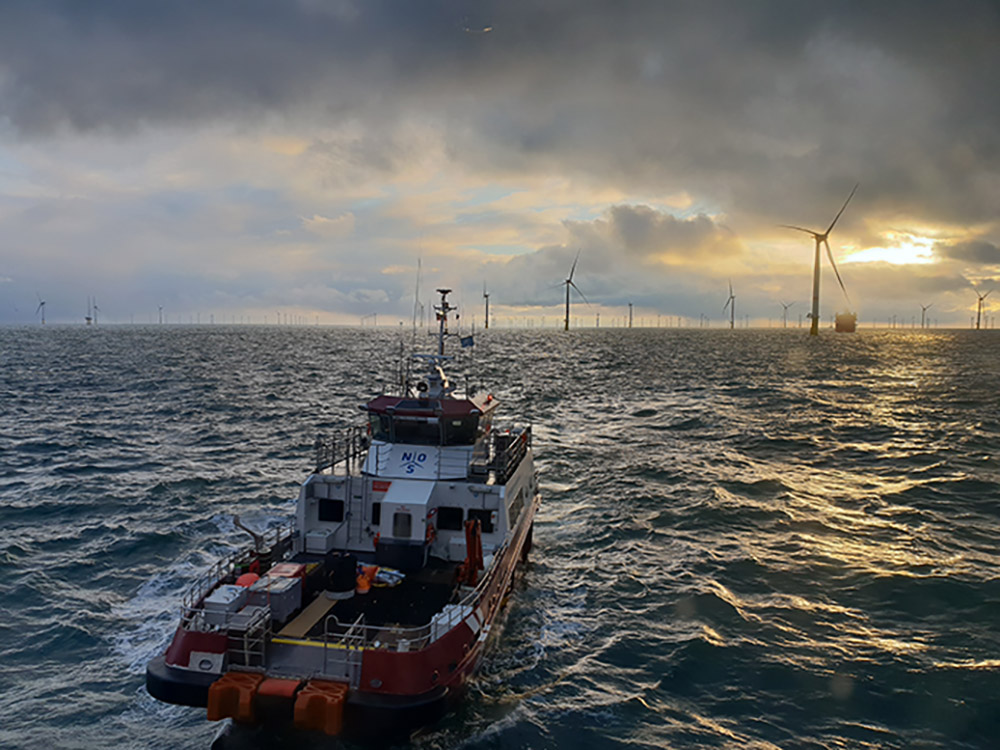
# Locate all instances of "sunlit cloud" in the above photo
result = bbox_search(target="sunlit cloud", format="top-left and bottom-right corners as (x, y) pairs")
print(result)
(843, 233), (936, 265)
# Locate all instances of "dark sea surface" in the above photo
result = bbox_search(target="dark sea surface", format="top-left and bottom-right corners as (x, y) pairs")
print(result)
(2, 325), (1000, 750)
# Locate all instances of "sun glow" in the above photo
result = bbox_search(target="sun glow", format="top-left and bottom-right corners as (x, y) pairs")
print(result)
(842, 233), (936, 265)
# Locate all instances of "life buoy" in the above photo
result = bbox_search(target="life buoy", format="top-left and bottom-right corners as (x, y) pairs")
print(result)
(425, 523), (436, 544)
(373, 532), (380, 549)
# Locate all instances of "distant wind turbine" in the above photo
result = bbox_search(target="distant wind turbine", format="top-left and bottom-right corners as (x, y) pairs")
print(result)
(723, 281), (735, 329)
(780, 300), (794, 328)
(93, 298), (100, 325)
(782, 183), (858, 336)
(483, 282), (490, 329)
(920, 303), (933, 329)
(561, 251), (589, 331)
(975, 289), (992, 330)
(36, 293), (46, 325)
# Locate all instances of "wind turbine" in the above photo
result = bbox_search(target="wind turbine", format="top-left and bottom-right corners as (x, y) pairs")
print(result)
(920, 303), (933, 329)
(782, 183), (858, 336)
(780, 300), (794, 328)
(93, 298), (100, 325)
(483, 282), (490, 329)
(975, 290), (992, 330)
(36, 293), (46, 325)
(561, 251), (589, 331)
(723, 281), (735, 329)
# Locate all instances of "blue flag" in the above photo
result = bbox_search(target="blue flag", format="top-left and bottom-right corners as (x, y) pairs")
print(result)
(460, 335), (474, 348)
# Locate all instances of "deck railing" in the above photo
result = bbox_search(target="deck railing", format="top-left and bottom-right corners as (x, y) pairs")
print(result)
(180, 521), (295, 630)
(314, 425), (371, 474)
(469, 425), (531, 483)
(315, 537), (509, 654)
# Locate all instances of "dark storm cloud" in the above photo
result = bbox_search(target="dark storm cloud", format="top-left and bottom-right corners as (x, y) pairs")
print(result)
(937, 240), (1000, 265)
(1, 1), (998, 228)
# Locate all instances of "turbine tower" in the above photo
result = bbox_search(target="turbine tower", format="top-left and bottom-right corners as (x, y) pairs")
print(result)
(920, 303), (933, 329)
(483, 282), (490, 329)
(36, 293), (46, 325)
(723, 281), (735, 329)
(561, 251), (589, 331)
(780, 300), (794, 328)
(782, 183), (858, 336)
(628, 303), (633, 328)
(975, 290), (992, 330)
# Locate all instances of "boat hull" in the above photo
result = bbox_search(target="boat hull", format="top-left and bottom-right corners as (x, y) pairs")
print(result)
(146, 494), (538, 740)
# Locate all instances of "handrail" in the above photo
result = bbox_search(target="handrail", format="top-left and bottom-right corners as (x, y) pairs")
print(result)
(314, 537), (510, 652)
(315, 425), (370, 474)
(180, 521), (295, 624)
(469, 425), (531, 483)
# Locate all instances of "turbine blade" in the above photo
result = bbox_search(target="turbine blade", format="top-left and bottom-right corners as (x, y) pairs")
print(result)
(780, 224), (820, 236)
(825, 183), (859, 236)
(36, 302), (43, 314)
(569, 280), (590, 305)
(824, 239), (852, 307)
(569, 249), (581, 282)
(984, 290), (993, 300)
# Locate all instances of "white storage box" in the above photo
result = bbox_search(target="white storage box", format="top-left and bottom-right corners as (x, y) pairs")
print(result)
(247, 575), (302, 624)
(202, 584), (249, 627)
(306, 528), (337, 553)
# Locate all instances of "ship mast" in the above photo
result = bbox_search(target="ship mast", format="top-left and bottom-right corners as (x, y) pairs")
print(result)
(435, 288), (454, 356)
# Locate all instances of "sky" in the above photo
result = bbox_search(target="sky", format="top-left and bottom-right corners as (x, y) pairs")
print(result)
(1, 0), (999, 328)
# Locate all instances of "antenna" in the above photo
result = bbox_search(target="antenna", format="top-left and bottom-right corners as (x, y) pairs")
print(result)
(781, 183), (858, 335)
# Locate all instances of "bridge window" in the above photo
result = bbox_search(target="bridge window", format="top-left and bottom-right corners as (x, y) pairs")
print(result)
(369, 414), (392, 441)
(319, 498), (344, 523)
(443, 416), (479, 445)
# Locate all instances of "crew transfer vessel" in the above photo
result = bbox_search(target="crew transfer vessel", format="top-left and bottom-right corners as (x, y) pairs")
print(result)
(146, 289), (540, 741)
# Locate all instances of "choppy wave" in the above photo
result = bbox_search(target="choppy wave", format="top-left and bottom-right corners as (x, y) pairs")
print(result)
(2, 326), (999, 749)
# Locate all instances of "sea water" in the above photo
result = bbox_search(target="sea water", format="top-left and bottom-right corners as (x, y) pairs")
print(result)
(1, 326), (999, 749)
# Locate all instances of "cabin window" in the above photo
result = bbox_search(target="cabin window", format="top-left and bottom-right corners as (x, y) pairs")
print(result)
(369, 414), (392, 441)
(319, 498), (344, 523)
(371, 502), (381, 525)
(437, 506), (464, 531)
(468, 508), (494, 534)
(393, 512), (412, 539)
(443, 416), (479, 445)
(392, 417), (442, 445)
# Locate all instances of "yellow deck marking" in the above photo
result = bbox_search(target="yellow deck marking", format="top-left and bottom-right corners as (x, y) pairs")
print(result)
(277, 594), (337, 638)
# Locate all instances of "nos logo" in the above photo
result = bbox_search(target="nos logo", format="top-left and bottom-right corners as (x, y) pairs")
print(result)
(400, 451), (428, 474)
